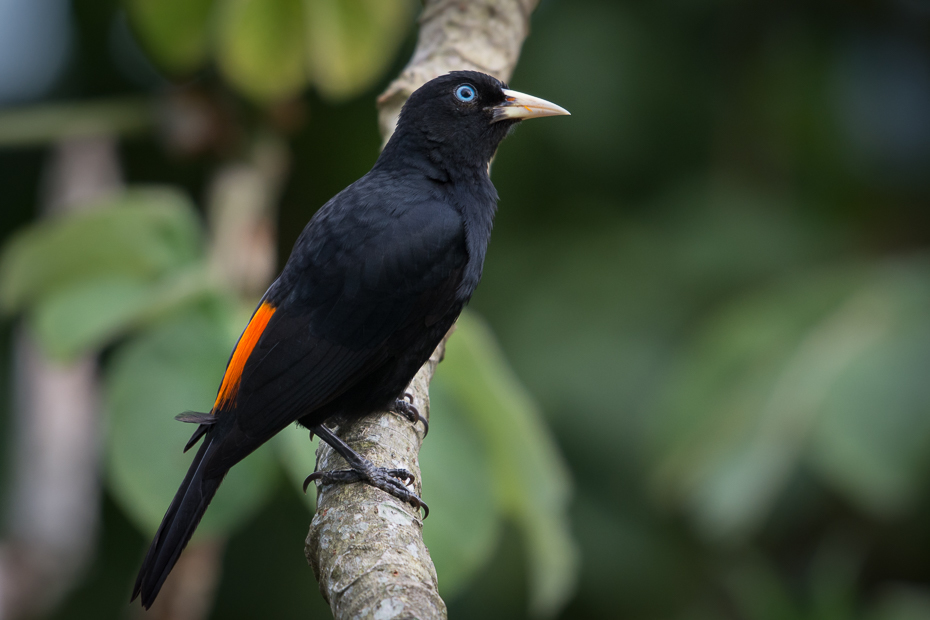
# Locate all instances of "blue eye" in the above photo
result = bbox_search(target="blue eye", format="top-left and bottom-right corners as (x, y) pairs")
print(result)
(454, 84), (476, 102)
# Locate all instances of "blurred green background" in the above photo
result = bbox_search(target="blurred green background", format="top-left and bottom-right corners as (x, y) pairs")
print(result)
(2, 0), (930, 619)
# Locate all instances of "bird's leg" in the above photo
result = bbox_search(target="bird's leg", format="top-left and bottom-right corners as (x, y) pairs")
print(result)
(392, 392), (429, 437)
(304, 424), (429, 518)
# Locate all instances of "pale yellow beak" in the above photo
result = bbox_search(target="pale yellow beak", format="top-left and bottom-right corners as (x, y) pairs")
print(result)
(491, 89), (571, 123)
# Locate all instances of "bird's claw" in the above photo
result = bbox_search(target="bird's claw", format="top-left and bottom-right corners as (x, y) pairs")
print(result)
(303, 465), (427, 518)
(393, 395), (429, 437)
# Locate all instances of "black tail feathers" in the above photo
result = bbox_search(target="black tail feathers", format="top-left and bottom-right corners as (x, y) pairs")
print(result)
(131, 437), (223, 609)
(176, 411), (216, 452)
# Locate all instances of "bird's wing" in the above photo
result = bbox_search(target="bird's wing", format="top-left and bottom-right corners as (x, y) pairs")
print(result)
(208, 192), (466, 457)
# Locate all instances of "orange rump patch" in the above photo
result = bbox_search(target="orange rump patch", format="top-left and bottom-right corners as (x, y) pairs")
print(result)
(214, 301), (276, 411)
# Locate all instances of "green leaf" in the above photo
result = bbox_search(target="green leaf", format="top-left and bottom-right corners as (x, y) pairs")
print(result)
(811, 326), (930, 514)
(0, 187), (202, 313)
(650, 258), (930, 537)
(809, 262), (930, 517)
(34, 277), (154, 360)
(303, 0), (415, 101)
(216, 0), (307, 102)
(126, 0), (216, 73)
(650, 266), (878, 539)
(0, 98), (154, 148)
(435, 311), (578, 618)
(420, 379), (500, 599)
(867, 586), (930, 620)
(30, 266), (215, 360)
(105, 305), (277, 538)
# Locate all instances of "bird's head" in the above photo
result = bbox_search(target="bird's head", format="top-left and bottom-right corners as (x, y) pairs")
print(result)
(383, 70), (569, 177)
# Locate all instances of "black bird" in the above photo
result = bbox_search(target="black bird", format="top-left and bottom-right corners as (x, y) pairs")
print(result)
(132, 70), (568, 608)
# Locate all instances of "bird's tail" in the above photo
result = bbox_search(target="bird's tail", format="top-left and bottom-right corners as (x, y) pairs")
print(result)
(131, 435), (223, 609)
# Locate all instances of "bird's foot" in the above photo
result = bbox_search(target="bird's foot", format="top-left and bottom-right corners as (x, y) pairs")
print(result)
(306, 424), (429, 518)
(303, 466), (428, 518)
(393, 393), (429, 437)
(304, 467), (412, 487)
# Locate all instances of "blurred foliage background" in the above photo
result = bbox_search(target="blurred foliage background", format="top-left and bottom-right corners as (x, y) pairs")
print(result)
(1, 0), (930, 619)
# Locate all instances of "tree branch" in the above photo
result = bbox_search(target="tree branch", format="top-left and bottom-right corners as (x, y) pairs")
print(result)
(306, 340), (448, 620)
(306, 1), (540, 618)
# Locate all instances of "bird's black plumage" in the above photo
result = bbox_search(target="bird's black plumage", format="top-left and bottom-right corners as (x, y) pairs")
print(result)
(132, 71), (568, 608)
